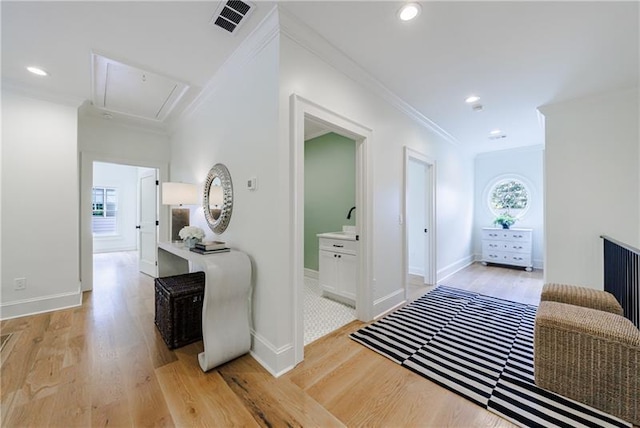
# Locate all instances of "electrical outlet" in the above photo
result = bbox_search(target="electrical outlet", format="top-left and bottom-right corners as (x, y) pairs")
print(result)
(14, 278), (26, 290)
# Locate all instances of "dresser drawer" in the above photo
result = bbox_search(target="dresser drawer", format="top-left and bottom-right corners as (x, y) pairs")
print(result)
(482, 228), (531, 242)
(319, 237), (357, 254)
(483, 241), (530, 254)
(483, 251), (532, 267)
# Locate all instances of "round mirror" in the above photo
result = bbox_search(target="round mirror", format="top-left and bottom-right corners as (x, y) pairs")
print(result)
(203, 163), (233, 234)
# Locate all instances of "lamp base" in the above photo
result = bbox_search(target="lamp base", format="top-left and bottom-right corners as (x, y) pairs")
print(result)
(171, 208), (190, 242)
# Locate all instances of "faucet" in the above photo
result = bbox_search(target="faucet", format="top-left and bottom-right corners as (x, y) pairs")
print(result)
(347, 206), (356, 219)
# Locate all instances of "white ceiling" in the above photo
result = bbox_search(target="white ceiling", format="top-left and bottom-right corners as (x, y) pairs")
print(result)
(2, 1), (638, 154)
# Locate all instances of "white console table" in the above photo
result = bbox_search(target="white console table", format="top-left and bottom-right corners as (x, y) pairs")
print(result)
(157, 242), (252, 372)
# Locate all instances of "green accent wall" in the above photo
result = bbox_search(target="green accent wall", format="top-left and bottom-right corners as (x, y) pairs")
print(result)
(304, 132), (356, 271)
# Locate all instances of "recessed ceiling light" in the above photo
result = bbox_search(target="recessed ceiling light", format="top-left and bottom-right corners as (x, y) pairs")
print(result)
(465, 95), (480, 104)
(398, 3), (421, 21)
(26, 66), (48, 76)
(490, 129), (502, 135)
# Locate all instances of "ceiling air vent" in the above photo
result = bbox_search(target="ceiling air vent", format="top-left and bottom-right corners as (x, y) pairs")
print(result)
(211, 1), (254, 34)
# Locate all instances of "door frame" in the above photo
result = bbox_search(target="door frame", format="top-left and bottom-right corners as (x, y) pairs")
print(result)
(291, 94), (373, 365)
(80, 152), (168, 291)
(403, 146), (436, 296)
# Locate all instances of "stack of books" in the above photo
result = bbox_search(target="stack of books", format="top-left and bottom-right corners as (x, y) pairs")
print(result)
(190, 240), (230, 255)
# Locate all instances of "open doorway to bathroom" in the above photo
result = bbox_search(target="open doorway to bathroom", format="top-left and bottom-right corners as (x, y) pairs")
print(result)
(291, 94), (373, 366)
(302, 119), (357, 345)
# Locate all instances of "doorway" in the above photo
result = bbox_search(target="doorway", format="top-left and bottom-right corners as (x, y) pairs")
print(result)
(303, 119), (357, 345)
(404, 147), (436, 298)
(91, 162), (158, 285)
(291, 94), (373, 365)
(80, 152), (168, 292)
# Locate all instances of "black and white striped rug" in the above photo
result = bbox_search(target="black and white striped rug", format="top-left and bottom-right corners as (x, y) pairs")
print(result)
(350, 286), (631, 428)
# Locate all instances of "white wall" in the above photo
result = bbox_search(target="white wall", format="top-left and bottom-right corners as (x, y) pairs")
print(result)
(92, 162), (139, 253)
(169, 7), (475, 376)
(78, 110), (170, 291)
(1, 89), (82, 319)
(541, 87), (639, 289)
(279, 9), (474, 362)
(474, 146), (544, 268)
(168, 15), (282, 373)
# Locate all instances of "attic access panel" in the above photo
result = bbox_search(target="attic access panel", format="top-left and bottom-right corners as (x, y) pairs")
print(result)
(92, 53), (189, 122)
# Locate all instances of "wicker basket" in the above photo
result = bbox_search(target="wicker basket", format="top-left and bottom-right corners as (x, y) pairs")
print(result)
(154, 271), (205, 349)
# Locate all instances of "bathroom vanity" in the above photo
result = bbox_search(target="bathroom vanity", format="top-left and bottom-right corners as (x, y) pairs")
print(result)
(317, 229), (358, 306)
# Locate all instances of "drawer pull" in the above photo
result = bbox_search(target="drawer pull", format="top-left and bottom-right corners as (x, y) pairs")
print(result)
(333, 244), (344, 248)
(513, 246), (523, 250)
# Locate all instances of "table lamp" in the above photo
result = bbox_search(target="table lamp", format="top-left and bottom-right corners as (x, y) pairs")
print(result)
(162, 182), (198, 242)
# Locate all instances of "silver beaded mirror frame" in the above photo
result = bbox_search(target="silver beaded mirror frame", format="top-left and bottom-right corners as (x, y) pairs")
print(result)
(203, 163), (233, 234)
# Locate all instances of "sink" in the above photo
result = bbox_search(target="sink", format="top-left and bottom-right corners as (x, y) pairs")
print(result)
(342, 225), (356, 234)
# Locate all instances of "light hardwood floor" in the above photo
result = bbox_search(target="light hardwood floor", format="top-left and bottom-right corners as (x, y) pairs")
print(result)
(1, 252), (542, 427)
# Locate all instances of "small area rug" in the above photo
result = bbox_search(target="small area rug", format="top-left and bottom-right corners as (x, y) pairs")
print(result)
(350, 286), (631, 428)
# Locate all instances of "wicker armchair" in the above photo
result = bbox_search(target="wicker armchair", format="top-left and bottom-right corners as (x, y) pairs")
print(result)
(534, 284), (640, 425)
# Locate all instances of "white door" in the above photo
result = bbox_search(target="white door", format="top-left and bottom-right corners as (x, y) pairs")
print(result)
(408, 157), (427, 279)
(422, 163), (432, 284)
(404, 147), (436, 289)
(139, 169), (158, 277)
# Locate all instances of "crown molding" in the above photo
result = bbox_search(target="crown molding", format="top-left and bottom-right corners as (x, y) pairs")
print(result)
(277, 6), (461, 147)
(2, 79), (85, 108)
(475, 144), (545, 159)
(168, 5), (281, 133)
(78, 101), (169, 136)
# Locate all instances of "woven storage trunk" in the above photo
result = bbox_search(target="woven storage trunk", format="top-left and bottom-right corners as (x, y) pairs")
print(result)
(154, 271), (205, 349)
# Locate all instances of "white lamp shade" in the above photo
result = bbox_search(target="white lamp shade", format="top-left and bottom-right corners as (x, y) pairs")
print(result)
(162, 182), (198, 205)
(208, 185), (224, 207)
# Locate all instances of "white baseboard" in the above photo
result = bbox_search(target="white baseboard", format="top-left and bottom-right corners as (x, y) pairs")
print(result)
(408, 273), (424, 286)
(408, 266), (425, 277)
(533, 258), (544, 270)
(93, 246), (137, 254)
(373, 288), (405, 319)
(473, 253), (544, 271)
(250, 329), (295, 378)
(304, 268), (318, 279)
(437, 255), (475, 283)
(0, 288), (83, 320)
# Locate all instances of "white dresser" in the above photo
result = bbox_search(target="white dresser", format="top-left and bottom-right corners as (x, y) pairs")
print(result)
(481, 227), (533, 271)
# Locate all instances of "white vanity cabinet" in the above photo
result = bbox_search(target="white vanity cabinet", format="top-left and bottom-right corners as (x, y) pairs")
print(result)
(481, 227), (533, 271)
(318, 236), (357, 306)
